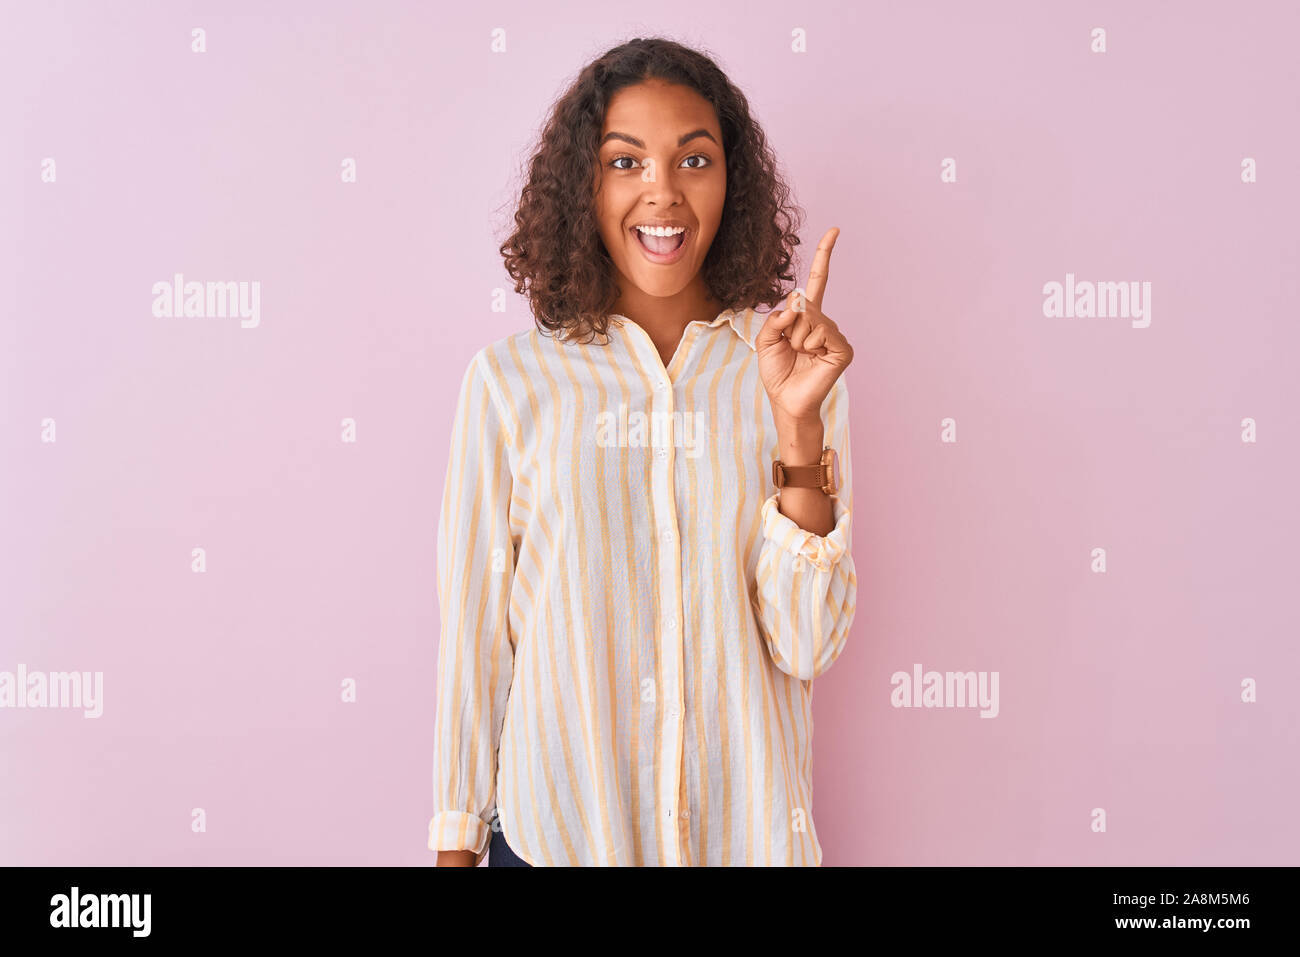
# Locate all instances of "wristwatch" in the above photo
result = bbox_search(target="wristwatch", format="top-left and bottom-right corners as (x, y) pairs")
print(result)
(772, 446), (839, 495)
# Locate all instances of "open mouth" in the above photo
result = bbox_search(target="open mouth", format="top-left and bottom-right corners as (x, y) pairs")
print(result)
(631, 225), (689, 262)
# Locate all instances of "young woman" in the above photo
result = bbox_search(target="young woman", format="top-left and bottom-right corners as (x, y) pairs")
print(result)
(429, 36), (857, 867)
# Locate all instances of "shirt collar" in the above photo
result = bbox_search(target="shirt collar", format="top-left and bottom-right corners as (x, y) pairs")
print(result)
(604, 307), (760, 352)
(708, 306), (760, 351)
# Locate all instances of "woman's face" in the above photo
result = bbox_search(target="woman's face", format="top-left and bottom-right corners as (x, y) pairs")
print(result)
(593, 78), (726, 302)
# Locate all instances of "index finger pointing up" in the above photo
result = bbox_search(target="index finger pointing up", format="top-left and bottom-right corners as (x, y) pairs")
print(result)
(803, 227), (840, 311)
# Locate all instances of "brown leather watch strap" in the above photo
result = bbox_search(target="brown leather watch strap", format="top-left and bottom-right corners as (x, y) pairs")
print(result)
(772, 461), (825, 488)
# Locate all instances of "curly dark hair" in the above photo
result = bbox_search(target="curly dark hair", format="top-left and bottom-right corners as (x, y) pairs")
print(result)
(497, 36), (805, 343)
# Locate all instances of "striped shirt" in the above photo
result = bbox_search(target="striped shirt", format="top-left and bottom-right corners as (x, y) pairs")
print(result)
(427, 306), (857, 866)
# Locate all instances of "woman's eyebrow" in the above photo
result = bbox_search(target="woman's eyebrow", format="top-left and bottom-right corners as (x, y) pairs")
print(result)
(601, 128), (718, 149)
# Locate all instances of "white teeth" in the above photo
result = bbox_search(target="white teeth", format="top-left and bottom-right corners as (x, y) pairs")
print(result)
(635, 225), (686, 237)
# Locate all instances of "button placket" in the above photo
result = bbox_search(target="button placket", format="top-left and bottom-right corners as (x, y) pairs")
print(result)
(627, 317), (690, 866)
(655, 350), (686, 865)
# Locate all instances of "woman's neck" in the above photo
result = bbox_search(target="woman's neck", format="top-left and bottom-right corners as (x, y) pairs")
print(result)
(612, 283), (725, 367)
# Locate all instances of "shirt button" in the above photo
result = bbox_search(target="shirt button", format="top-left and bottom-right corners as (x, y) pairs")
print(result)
(662, 529), (673, 543)
(668, 708), (679, 718)
(657, 379), (669, 390)
(656, 447), (667, 459)
(666, 617), (675, 631)
(681, 809), (690, 819)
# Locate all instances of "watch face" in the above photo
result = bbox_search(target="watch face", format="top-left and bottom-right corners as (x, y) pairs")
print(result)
(824, 448), (839, 491)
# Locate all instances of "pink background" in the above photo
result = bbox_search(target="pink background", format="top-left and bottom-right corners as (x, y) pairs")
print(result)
(3, 1), (1297, 865)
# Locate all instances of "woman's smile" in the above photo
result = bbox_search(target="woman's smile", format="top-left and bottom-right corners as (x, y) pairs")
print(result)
(630, 223), (691, 264)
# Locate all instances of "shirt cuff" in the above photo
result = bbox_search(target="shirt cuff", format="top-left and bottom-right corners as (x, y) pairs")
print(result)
(428, 810), (492, 857)
(760, 492), (851, 573)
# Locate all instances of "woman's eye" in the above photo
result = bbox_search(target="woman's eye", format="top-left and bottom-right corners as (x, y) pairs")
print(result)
(608, 154), (711, 170)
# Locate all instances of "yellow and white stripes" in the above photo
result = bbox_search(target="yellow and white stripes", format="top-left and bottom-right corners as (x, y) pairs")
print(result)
(428, 306), (857, 866)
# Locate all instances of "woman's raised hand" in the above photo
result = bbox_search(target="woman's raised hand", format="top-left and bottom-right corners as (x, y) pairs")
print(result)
(755, 227), (854, 425)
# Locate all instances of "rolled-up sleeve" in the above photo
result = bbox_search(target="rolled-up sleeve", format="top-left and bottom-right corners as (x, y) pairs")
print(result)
(753, 375), (857, 680)
(428, 350), (516, 864)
